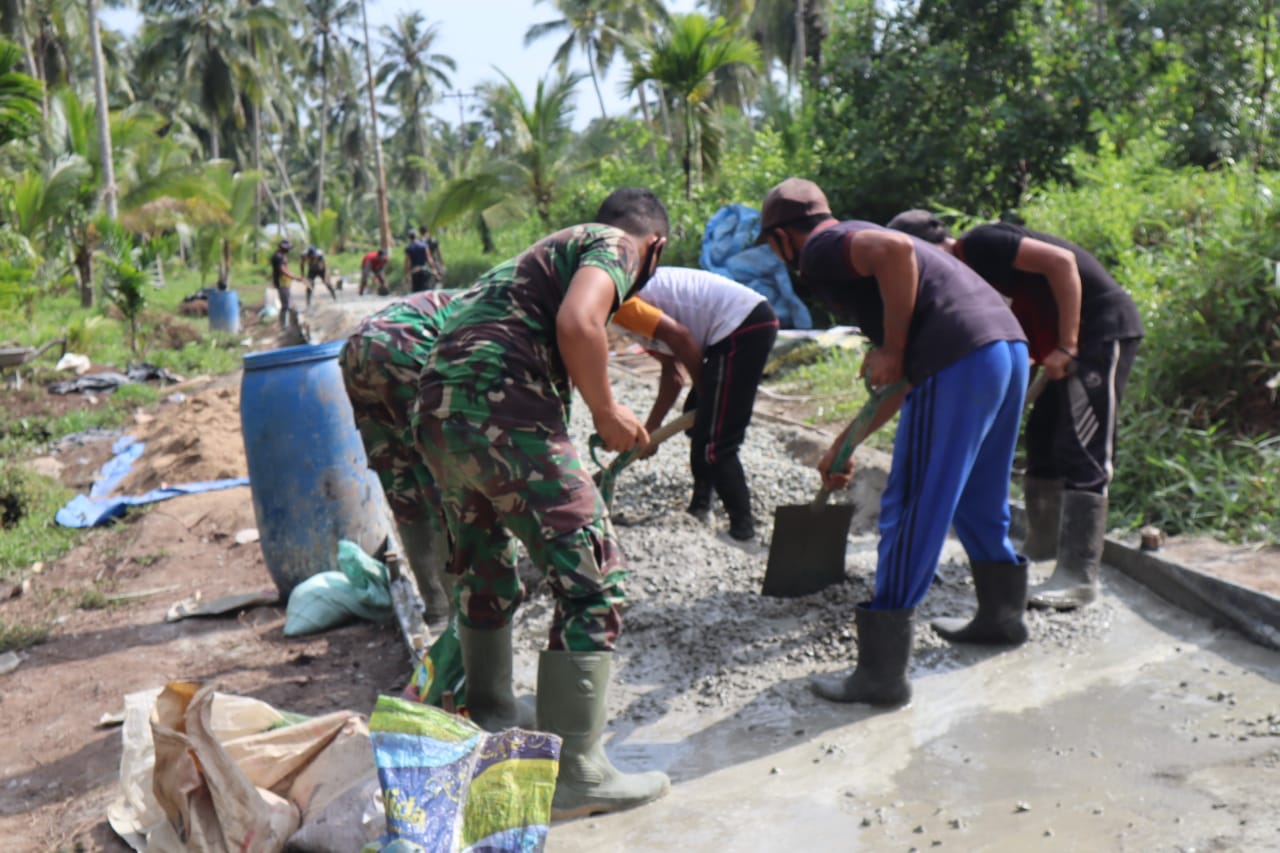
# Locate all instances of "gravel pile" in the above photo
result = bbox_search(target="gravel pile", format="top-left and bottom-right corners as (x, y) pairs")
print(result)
(506, 367), (1116, 722)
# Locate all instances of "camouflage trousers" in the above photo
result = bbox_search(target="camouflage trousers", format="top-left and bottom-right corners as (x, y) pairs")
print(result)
(339, 335), (439, 528)
(414, 412), (626, 652)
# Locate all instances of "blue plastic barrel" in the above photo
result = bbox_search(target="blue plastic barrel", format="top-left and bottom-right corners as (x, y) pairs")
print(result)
(240, 341), (392, 598)
(208, 289), (241, 334)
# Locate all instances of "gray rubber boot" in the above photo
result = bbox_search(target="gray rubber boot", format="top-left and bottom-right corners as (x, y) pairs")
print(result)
(811, 604), (913, 707)
(1020, 475), (1063, 561)
(1029, 490), (1108, 611)
(459, 623), (535, 731)
(396, 519), (452, 633)
(931, 558), (1029, 645)
(537, 651), (671, 820)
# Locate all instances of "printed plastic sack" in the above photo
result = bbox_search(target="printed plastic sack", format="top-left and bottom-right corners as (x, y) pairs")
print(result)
(363, 696), (561, 853)
(403, 621), (466, 711)
(284, 539), (393, 636)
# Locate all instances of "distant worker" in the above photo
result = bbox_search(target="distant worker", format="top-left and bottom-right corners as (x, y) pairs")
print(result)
(887, 210), (1143, 611)
(360, 248), (389, 296)
(420, 225), (446, 285)
(404, 230), (442, 293)
(341, 291), (458, 633)
(610, 267), (779, 541)
(301, 246), (338, 306)
(269, 239), (304, 330)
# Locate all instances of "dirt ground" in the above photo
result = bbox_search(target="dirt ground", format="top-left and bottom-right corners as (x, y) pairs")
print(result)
(1, 292), (1277, 853)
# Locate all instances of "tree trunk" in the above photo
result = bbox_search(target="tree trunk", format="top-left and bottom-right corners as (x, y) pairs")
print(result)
(10, 0), (45, 120)
(793, 0), (806, 92)
(315, 44), (330, 216)
(86, 0), (117, 221)
(588, 49), (608, 119)
(360, 0), (393, 251)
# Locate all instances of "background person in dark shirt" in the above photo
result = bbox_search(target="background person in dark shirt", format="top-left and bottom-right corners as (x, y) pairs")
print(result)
(419, 224), (445, 285)
(403, 231), (435, 293)
(301, 246), (337, 306)
(888, 211), (1143, 611)
(269, 239), (303, 329)
(760, 178), (1030, 709)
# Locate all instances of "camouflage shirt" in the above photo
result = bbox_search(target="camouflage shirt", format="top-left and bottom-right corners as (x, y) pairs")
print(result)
(418, 224), (640, 431)
(361, 290), (458, 363)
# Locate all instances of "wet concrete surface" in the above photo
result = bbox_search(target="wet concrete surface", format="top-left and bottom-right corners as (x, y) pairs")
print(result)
(547, 567), (1280, 852)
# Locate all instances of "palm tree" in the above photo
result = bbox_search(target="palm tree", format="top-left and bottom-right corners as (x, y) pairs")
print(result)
(135, 0), (287, 162)
(357, 0), (390, 249)
(303, 0), (359, 215)
(85, 0), (115, 219)
(525, 0), (621, 119)
(707, 0), (829, 91)
(628, 13), (761, 198)
(0, 37), (41, 147)
(471, 69), (582, 226)
(376, 11), (454, 192)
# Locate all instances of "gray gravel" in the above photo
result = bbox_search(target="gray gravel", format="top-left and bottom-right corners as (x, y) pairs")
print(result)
(508, 367), (1115, 722)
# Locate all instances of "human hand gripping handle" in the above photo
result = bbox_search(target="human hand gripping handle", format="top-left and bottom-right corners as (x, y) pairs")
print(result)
(815, 379), (908, 504)
(592, 405), (648, 453)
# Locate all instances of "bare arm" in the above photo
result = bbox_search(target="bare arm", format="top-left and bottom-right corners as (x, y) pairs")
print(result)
(848, 229), (918, 386)
(1012, 237), (1081, 380)
(558, 266), (648, 451)
(644, 352), (685, 435)
(650, 313), (702, 392)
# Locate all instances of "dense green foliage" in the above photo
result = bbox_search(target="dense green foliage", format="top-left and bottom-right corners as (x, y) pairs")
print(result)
(0, 1), (1275, 544)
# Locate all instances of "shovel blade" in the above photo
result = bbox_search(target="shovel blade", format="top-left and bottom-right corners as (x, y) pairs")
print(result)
(762, 502), (856, 597)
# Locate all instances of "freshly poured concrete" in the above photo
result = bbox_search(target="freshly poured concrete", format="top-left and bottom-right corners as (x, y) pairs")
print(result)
(548, 569), (1279, 851)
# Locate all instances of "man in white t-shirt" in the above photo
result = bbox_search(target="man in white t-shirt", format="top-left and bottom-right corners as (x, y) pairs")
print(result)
(612, 267), (779, 541)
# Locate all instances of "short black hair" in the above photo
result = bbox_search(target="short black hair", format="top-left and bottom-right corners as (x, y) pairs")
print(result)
(595, 187), (669, 239)
(886, 209), (951, 244)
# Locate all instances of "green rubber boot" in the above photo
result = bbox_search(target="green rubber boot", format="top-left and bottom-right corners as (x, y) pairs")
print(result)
(396, 519), (453, 633)
(1029, 490), (1107, 611)
(1020, 475), (1063, 561)
(458, 623), (535, 732)
(811, 604), (913, 708)
(537, 651), (671, 820)
(931, 559), (1029, 645)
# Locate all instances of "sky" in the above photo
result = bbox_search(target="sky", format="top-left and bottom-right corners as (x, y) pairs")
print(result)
(101, 0), (701, 130)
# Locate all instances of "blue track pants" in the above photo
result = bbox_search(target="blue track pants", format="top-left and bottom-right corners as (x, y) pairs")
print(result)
(872, 340), (1029, 610)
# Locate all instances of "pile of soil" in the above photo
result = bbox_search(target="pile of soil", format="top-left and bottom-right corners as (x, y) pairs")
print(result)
(117, 382), (247, 494)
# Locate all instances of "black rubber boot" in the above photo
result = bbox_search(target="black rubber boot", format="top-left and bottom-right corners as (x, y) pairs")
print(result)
(811, 604), (913, 707)
(537, 651), (670, 819)
(686, 477), (713, 523)
(1021, 475), (1063, 561)
(459, 623), (535, 732)
(714, 455), (755, 541)
(1030, 490), (1107, 611)
(931, 558), (1029, 645)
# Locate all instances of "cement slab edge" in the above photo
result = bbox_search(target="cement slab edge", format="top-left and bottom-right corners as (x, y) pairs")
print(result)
(1010, 502), (1280, 651)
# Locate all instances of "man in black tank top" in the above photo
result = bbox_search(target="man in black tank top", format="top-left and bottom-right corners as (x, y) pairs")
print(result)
(758, 178), (1031, 710)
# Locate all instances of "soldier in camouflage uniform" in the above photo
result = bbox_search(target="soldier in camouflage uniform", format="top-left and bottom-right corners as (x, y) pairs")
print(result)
(340, 290), (456, 632)
(413, 187), (671, 819)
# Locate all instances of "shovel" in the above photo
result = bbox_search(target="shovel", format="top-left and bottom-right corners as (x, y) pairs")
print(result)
(762, 368), (1052, 598)
(589, 411), (697, 508)
(763, 380), (907, 598)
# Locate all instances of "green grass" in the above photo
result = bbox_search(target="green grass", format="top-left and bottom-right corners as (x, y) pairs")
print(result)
(0, 463), (77, 582)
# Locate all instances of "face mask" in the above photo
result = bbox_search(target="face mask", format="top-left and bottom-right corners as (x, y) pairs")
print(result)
(628, 237), (667, 296)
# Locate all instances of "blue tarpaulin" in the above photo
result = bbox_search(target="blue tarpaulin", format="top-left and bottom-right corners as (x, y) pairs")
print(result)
(55, 435), (249, 528)
(699, 203), (813, 330)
